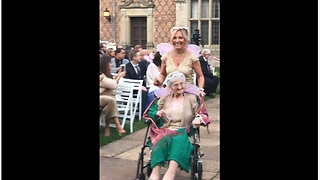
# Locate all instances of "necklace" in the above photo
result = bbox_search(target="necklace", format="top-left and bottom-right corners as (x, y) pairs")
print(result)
(172, 51), (185, 66)
(174, 50), (184, 55)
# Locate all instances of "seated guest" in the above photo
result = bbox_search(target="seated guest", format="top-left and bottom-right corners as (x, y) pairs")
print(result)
(145, 71), (206, 180)
(133, 44), (151, 68)
(111, 48), (130, 73)
(134, 44), (143, 52)
(106, 48), (115, 58)
(198, 49), (220, 98)
(124, 50), (148, 117)
(100, 55), (126, 136)
(99, 43), (107, 57)
(145, 51), (162, 109)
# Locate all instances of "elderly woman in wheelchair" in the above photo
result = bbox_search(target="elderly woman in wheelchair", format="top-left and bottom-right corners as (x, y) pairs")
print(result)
(136, 71), (209, 180)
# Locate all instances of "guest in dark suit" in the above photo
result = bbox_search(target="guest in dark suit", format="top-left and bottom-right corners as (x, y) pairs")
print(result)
(198, 49), (220, 98)
(124, 50), (148, 116)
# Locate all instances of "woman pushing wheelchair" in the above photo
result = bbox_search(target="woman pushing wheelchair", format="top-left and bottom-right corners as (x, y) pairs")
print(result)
(143, 71), (210, 180)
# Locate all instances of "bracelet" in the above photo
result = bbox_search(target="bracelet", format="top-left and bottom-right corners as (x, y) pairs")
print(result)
(199, 88), (204, 91)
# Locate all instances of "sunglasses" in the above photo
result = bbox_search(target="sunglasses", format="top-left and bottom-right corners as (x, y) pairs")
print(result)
(171, 27), (189, 35)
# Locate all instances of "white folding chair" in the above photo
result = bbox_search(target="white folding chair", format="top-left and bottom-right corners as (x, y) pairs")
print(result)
(113, 83), (134, 130)
(118, 78), (144, 133)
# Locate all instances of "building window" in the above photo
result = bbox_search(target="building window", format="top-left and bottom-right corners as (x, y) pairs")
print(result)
(190, 0), (220, 46)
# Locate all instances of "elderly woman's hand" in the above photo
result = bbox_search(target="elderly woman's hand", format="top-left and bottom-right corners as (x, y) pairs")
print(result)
(156, 109), (166, 117)
(192, 117), (201, 128)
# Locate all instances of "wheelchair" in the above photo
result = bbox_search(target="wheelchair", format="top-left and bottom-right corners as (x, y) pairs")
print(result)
(135, 120), (204, 180)
(134, 93), (208, 180)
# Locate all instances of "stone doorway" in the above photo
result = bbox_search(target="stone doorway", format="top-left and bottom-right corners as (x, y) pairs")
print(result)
(130, 17), (147, 48)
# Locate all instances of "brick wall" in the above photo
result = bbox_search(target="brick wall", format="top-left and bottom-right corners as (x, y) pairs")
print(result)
(153, 0), (176, 46)
(100, 0), (177, 46)
(100, 0), (122, 44)
(99, 0), (219, 57)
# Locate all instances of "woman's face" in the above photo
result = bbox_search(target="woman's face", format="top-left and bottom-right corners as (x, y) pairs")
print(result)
(172, 30), (186, 50)
(171, 80), (185, 95)
(110, 51), (115, 57)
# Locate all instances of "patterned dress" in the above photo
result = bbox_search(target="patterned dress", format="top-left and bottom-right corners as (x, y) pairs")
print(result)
(161, 51), (199, 84)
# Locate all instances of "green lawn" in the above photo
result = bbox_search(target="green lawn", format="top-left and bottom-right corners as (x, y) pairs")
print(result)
(100, 118), (148, 147)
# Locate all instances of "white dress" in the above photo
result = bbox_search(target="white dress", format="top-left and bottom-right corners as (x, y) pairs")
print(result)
(146, 62), (160, 92)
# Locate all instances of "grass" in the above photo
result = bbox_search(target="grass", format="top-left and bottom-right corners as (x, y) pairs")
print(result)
(100, 118), (148, 147)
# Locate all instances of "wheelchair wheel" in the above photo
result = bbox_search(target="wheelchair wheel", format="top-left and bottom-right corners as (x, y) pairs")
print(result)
(135, 154), (146, 180)
(190, 155), (197, 180)
(137, 173), (145, 180)
(197, 161), (203, 180)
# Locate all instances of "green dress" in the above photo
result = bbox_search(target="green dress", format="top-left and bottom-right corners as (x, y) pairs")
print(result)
(146, 93), (198, 173)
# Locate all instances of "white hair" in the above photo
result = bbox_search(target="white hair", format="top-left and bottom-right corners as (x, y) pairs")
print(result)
(201, 49), (211, 55)
(165, 71), (186, 88)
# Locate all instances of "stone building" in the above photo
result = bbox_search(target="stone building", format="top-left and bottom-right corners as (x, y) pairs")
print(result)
(100, 0), (220, 57)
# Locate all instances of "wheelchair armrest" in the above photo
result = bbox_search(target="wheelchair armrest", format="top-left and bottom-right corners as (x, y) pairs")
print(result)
(144, 118), (151, 125)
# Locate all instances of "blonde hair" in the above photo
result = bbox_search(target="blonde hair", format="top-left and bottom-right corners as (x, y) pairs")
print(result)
(169, 27), (189, 48)
(134, 45), (142, 51)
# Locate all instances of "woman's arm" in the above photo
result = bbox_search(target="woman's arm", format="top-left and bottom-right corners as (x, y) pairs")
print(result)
(154, 60), (167, 86)
(100, 76), (117, 90)
(114, 70), (126, 82)
(193, 60), (204, 89)
(100, 74), (105, 81)
(193, 60), (206, 96)
(146, 99), (164, 127)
